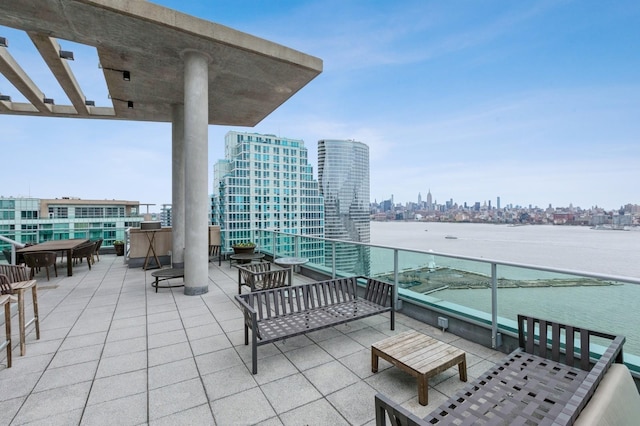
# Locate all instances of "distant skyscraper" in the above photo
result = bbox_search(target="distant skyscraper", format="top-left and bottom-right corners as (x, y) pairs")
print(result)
(426, 189), (433, 211)
(418, 192), (422, 206)
(318, 139), (370, 275)
(497, 196), (501, 210)
(211, 131), (325, 262)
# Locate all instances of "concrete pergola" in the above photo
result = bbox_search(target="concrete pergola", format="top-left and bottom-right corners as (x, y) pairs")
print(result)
(0, 0), (323, 295)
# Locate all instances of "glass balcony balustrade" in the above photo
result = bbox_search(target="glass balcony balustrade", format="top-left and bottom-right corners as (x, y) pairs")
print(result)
(257, 229), (640, 374)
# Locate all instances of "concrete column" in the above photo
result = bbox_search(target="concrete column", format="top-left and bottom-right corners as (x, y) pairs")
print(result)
(182, 49), (210, 295)
(171, 103), (185, 268)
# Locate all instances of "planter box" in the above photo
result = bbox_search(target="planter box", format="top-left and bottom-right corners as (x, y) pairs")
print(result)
(232, 246), (255, 255)
(114, 244), (125, 256)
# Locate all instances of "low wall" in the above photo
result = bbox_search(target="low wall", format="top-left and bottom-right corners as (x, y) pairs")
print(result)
(128, 225), (220, 268)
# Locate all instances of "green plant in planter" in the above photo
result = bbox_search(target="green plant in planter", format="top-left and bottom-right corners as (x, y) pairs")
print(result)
(233, 241), (255, 248)
(113, 240), (125, 256)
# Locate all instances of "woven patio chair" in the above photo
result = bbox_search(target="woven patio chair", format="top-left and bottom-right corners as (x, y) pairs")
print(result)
(23, 251), (58, 280)
(91, 238), (104, 263)
(72, 241), (97, 270)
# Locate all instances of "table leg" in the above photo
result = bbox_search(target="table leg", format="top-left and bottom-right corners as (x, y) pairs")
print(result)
(458, 355), (468, 382)
(66, 248), (73, 276)
(418, 375), (429, 405)
(371, 348), (379, 373)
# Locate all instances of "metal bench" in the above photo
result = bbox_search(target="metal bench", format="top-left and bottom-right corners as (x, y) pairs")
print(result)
(235, 276), (395, 374)
(375, 314), (625, 425)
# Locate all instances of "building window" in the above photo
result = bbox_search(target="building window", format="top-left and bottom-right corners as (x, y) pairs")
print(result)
(49, 207), (68, 218)
(21, 210), (39, 219)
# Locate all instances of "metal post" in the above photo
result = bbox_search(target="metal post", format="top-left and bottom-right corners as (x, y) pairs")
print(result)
(331, 241), (336, 279)
(393, 249), (399, 311)
(491, 262), (498, 349)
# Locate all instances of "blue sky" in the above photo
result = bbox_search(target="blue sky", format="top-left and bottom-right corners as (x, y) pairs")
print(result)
(2, 0), (639, 211)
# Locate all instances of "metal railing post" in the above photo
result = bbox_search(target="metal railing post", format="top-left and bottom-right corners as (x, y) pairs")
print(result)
(393, 249), (399, 310)
(491, 262), (498, 349)
(331, 241), (336, 279)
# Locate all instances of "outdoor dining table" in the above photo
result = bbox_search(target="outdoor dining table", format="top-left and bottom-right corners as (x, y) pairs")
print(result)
(17, 239), (90, 277)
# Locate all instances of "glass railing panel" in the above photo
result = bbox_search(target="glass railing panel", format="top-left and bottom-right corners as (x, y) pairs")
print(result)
(257, 231), (640, 365)
(383, 250), (494, 323)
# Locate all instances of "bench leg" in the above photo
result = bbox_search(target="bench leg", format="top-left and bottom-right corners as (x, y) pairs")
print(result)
(418, 375), (429, 405)
(252, 330), (258, 374)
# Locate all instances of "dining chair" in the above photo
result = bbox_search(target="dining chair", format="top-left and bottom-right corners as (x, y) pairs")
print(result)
(72, 241), (97, 270)
(22, 251), (58, 281)
(91, 238), (104, 263)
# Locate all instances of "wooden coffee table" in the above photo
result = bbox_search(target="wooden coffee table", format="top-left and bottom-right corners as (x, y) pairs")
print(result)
(372, 330), (467, 405)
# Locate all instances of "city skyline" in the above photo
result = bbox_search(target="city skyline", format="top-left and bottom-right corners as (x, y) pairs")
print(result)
(2, 1), (639, 211)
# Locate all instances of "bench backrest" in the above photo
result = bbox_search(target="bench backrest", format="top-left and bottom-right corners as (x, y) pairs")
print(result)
(0, 264), (29, 283)
(517, 314), (624, 371)
(238, 276), (394, 321)
(518, 314), (625, 424)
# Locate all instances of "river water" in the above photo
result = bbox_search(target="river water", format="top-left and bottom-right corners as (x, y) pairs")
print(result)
(370, 221), (640, 354)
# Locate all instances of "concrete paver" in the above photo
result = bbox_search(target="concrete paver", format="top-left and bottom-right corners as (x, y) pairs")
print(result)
(0, 255), (503, 425)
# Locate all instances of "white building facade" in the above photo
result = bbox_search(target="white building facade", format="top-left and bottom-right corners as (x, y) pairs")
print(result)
(211, 131), (325, 262)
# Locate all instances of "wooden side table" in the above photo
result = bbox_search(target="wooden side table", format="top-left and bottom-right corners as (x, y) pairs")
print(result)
(372, 330), (467, 405)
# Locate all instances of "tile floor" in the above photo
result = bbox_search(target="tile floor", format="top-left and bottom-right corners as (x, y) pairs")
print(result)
(0, 254), (504, 425)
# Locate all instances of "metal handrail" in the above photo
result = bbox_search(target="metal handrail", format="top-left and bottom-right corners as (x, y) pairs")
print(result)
(257, 229), (640, 352)
(0, 235), (25, 265)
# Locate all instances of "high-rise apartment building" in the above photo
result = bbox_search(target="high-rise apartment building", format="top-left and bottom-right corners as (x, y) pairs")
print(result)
(0, 197), (143, 249)
(317, 139), (370, 275)
(211, 131), (324, 262)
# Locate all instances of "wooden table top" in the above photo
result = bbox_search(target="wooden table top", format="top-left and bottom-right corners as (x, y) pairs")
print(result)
(17, 239), (90, 252)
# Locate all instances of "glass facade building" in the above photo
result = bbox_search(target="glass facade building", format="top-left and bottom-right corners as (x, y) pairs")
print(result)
(317, 139), (371, 275)
(0, 197), (143, 250)
(211, 131), (325, 262)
